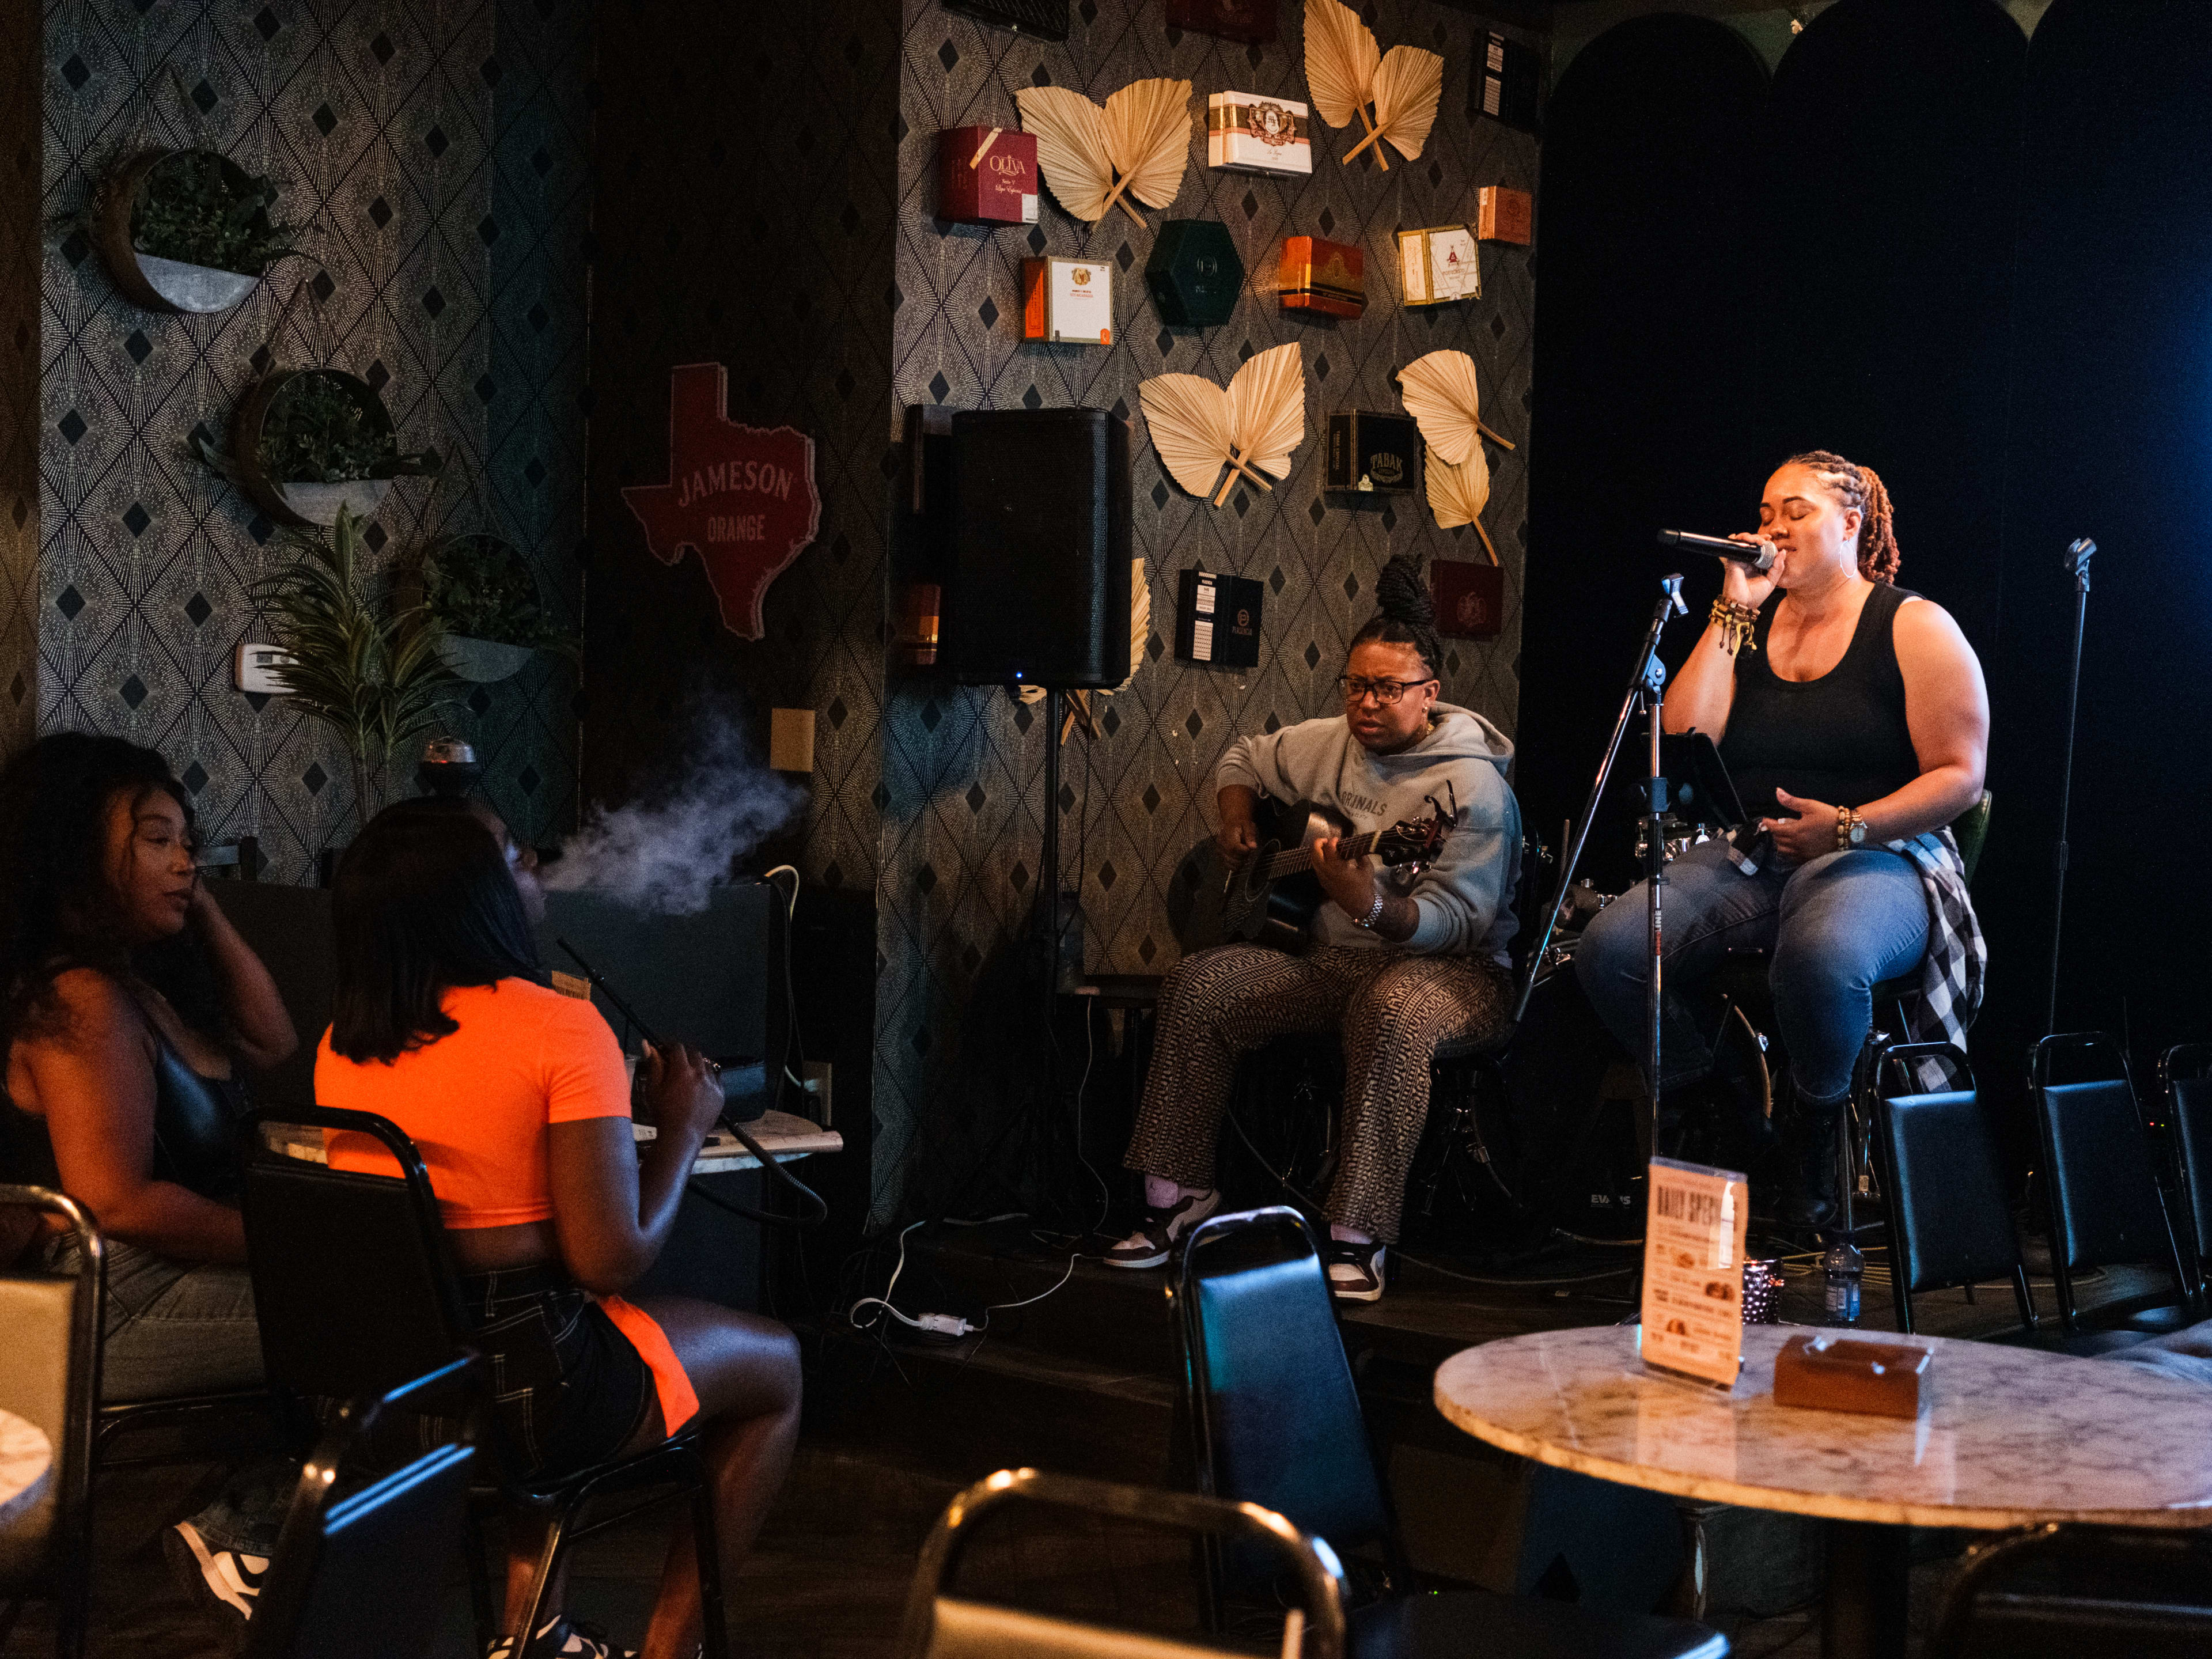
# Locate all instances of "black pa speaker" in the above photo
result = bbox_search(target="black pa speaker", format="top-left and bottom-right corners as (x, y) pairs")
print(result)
(942, 408), (1132, 688)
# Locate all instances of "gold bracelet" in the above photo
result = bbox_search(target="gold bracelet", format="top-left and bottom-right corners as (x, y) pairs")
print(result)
(1709, 597), (1759, 656)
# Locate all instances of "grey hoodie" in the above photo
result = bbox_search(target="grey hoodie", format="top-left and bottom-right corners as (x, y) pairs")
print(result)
(1215, 701), (1521, 963)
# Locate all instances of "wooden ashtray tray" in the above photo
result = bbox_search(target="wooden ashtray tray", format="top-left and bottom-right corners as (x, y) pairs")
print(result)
(1772, 1333), (1932, 1419)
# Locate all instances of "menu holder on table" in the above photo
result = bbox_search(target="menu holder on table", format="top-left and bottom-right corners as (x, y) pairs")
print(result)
(1639, 1156), (1748, 1391)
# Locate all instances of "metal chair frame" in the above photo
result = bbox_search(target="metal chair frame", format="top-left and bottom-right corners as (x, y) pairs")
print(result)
(896, 1467), (1348, 1659)
(1924, 1521), (2212, 1658)
(2029, 1033), (2196, 1335)
(0, 1187), (100, 1659)
(241, 1106), (731, 1659)
(2158, 1042), (2212, 1302)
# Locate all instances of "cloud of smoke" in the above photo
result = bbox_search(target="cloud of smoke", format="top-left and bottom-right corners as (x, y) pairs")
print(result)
(543, 703), (804, 914)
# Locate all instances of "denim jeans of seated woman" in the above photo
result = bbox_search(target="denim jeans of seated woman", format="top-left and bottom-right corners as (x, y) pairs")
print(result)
(43, 1232), (290, 1558)
(1573, 838), (1930, 1108)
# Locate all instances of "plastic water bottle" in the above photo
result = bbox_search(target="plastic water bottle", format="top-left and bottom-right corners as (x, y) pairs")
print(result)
(1822, 1238), (1863, 1326)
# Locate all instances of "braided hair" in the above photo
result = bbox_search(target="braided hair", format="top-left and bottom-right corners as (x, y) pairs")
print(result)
(1349, 554), (1443, 679)
(1784, 450), (1901, 584)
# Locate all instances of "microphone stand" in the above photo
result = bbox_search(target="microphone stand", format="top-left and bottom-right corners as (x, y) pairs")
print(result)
(2043, 539), (2096, 1036)
(1516, 575), (1690, 1152)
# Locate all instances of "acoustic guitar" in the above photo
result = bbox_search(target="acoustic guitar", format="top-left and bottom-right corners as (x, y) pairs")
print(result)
(1168, 791), (1456, 955)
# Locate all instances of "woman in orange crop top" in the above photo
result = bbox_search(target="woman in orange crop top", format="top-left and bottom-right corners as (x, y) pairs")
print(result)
(318, 798), (798, 1659)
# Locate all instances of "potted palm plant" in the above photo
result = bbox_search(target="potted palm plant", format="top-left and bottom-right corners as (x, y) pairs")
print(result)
(253, 504), (456, 831)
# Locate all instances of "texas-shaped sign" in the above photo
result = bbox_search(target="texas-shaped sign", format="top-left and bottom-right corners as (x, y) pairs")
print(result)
(621, 363), (821, 640)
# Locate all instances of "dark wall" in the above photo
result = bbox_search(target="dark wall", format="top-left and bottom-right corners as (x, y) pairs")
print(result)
(36, 0), (592, 871)
(0, 0), (35, 759)
(1521, 15), (1767, 883)
(1528, 0), (2212, 1083)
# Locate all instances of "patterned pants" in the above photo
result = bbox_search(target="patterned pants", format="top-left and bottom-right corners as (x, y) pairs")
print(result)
(1124, 945), (1513, 1243)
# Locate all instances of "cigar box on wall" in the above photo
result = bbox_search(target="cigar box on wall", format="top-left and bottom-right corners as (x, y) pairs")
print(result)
(1397, 225), (1481, 306)
(1165, 0), (1276, 43)
(1207, 91), (1311, 177)
(1476, 186), (1532, 247)
(1279, 236), (1363, 320)
(1175, 569), (1263, 668)
(1323, 411), (1418, 494)
(1472, 29), (1544, 135)
(1021, 257), (1113, 344)
(938, 126), (1039, 226)
(1433, 559), (1505, 639)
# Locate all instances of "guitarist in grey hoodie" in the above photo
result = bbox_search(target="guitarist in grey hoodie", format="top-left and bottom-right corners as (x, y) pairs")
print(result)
(1094, 556), (1520, 1301)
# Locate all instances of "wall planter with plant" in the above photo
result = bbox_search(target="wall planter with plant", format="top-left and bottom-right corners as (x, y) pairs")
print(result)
(195, 366), (441, 529)
(253, 504), (455, 832)
(419, 533), (579, 682)
(94, 147), (295, 315)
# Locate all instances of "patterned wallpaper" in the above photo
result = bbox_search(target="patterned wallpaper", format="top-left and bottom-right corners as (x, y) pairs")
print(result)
(1, 2), (37, 760)
(36, 0), (588, 877)
(877, 0), (1540, 1215)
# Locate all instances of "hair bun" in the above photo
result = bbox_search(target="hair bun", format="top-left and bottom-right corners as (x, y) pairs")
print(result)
(1373, 555), (1434, 627)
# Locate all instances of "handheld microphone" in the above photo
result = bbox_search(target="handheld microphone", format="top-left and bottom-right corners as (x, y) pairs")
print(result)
(1657, 529), (1777, 574)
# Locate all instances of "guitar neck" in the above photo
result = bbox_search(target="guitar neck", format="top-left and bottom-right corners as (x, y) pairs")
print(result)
(1261, 829), (1384, 880)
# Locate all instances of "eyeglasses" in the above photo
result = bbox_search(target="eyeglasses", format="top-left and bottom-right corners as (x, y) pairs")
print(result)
(1338, 675), (1437, 706)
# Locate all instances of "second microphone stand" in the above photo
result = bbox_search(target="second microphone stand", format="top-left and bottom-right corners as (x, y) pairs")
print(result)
(1517, 574), (1690, 1154)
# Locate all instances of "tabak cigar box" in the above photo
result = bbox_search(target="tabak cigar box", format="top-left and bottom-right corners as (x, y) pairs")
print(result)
(1021, 257), (1113, 344)
(1279, 236), (1364, 320)
(1473, 28), (1544, 135)
(1323, 411), (1418, 493)
(938, 126), (1040, 226)
(1397, 224), (1482, 305)
(1207, 91), (1312, 177)
(1476, 185), (1532, 246)
(1165, 0), (1277, 43)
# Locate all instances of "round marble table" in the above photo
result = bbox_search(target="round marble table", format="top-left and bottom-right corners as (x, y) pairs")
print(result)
(0, 1408), (53, 1528)
(1435, 1324), (2212, 1658)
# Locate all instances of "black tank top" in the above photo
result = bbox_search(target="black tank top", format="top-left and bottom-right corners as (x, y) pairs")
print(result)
(1719, 582), (1924, 823)
(0, 1028), (248, 1203)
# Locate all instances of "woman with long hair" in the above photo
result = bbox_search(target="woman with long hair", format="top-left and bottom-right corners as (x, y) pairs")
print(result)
(317, 797), (799, 1659)
(0, 731), (299, 1604)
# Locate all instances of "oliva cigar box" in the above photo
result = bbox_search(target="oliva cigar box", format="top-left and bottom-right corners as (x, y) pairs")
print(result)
(1324, 411), (1417, 493)
(1207, 91), (1311, 177)
(1398, 224), (1481, 305)
(1279, 236), (1364, 319)
(938, 126), (1040, 226)
(1476, 185), (1532, 246)
(1021, 257), (1113, 344)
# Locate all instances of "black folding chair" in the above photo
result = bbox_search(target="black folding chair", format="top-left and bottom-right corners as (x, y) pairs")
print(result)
(0, 1187), (99, 1659)
(1173, 1206), (1728, 1659)
(244, 1356), (480, 1659)
(239, 1107), (731, 1659)
(1925, 1522), (2212, 1658)
(1865, 1042), (2037, 1336)
(897, 1467), (1348, 1659)
(2158, 1044), (2212, 1301)
(2030, 1033), (2198, 1335)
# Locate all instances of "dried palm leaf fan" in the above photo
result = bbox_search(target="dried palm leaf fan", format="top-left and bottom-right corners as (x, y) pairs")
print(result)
(1303, 0), (1444, 170)
(1140, 342), (1306, 507)
(1399, 349), (1513, 562)
(1015, 78), (1193, 227)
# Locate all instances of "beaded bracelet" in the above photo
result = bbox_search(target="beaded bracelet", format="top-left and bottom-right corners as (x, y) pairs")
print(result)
(1709, 597), (1760, 656)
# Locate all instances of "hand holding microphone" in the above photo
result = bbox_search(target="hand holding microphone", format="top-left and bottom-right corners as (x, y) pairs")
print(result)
(1658, 528), (1781, 609)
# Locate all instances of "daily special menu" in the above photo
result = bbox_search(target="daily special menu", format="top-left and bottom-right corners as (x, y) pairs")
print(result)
(1640, 1157), (1749, 1390)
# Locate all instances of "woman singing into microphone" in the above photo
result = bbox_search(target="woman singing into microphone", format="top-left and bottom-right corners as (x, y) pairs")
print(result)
(1575, 452), (1989, 1230)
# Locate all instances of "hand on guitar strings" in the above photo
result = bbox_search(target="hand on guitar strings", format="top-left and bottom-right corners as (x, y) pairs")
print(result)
(1307, 831), (1380, 923)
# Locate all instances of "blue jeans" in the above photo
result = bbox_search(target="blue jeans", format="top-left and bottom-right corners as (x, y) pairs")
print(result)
(1573, 840), (1930, 1106)
(44, 1233), (287, 1556)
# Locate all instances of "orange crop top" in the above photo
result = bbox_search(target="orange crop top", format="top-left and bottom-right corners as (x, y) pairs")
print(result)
(316, 978), (631, 1228)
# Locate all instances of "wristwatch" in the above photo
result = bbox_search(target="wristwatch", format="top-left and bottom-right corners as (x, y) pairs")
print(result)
(1354, 891), (1387, 930)
(1836, 806), (1868, 851)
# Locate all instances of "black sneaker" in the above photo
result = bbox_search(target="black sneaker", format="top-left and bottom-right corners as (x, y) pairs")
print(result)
(1089, 1188), (1222, 1269)
(1325, 1239), (1387, 1302)
(166, 1520), (268, 1619)
(486, 1617), (638, 1658)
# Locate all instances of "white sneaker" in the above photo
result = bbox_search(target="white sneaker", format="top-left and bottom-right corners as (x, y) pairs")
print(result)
(486, 1617), (637, 1658)
(1326, 1240), (1387, 1302)
(1091, 1188), (1222, 1269)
